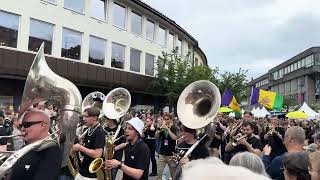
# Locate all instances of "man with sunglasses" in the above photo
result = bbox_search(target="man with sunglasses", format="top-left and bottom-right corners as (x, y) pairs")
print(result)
(10, 110), (62, 180)
(72, 107), (105, 180)
(262, 126), (305, 180)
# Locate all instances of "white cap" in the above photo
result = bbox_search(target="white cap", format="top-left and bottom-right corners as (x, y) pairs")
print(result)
(127, 117), (144, 136)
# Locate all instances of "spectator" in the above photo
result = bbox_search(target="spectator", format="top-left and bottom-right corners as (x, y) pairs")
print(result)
(282, 152), (311, 180)
(229, 152), (268, 177)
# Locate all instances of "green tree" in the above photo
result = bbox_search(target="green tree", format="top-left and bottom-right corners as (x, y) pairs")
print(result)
(218, 68), (249, 102)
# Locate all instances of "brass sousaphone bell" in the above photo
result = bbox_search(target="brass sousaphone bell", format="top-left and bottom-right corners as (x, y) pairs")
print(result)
(175, 80), (221, 165)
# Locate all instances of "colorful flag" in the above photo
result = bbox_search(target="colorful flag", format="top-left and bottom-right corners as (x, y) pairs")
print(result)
(250, 87), (283, 110)
(221, 89), (240, 112)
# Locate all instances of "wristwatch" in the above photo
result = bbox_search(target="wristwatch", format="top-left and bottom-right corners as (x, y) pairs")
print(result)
(117, 161), (123, 169)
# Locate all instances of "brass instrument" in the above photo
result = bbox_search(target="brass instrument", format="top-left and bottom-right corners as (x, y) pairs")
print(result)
(267, 124), (274, 135)
(231, 133), (247, 146)
(89, 88), (131, 180)
(68, 91), (105, 177)
(175, 80), (221, 166)
(0, 43), (82, 178)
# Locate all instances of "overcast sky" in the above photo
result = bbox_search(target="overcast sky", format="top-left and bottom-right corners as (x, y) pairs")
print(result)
(146, 0), (320, 80)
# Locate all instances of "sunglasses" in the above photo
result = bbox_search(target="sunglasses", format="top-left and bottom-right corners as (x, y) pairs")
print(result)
(20, 121), (43, 128)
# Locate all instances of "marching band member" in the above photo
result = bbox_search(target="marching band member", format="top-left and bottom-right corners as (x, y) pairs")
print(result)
(142, 117), (157, 176)
(103, 117), (125, 180)
(106, 117), (150, 180)
(10, 110), (61, 180)
(225, 122), (263, 163)
(263, 116), (286, 160)
(72, 107), (105, 180)
(155, 114), (178, 180)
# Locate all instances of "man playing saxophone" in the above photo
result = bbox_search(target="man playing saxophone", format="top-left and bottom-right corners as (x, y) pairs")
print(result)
(225, 122), (263, 163)
(105, 117), (150, 180)
(10, 110), (61, 180)
(72, 107), (105, 180)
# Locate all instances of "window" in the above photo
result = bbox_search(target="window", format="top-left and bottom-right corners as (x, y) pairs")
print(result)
(168, 32), (174, 50)
(89, 36), (106, 65)
(111, 42), (125, 69)
(64, 0), (85, 14)
(0, 11), (19, 48)
(158, 26), (166, 46)
(61, 28), (82, 60)
(113, 3), (126, 29)
(28, 19), (53, 54)
(291, 79), (298, 91)
(285, 81), (291, 92)
(91, 0), (106, 21)
(284, 67), (287, 74)
(315, 54), (320, 65)
(294, 62), (298, 70)
(146, 20), (155, 41)
(130, 49), (140, 72)
(306, 55), (313, 67)
(176, 38), (182, 54)
(131, 12), (142, 35)
(145, 53), (154, 76)
(194, 57), (198, 67)
(297, 60), (301, 69)
(0, 96), (13, 110)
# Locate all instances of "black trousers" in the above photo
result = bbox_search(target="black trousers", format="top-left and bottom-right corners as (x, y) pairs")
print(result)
(146, 141), (157, 174)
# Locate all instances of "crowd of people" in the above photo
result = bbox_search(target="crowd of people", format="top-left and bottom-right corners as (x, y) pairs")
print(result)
(0, 103), (320, 180)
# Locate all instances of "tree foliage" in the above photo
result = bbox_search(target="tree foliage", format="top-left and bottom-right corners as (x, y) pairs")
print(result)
(149, 49), (249, 110)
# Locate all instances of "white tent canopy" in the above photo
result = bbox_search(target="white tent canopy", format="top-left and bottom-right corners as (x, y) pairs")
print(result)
(298, 102), (319, 119)
(252, 107), (270, 118)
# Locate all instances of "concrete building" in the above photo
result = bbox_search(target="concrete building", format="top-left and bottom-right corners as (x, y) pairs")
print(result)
(249, 47), (320, 105)
(0, 0), (207, 110)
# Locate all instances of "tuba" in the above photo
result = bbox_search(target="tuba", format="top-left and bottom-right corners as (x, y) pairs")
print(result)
(67, 91), (105, 177)
(175, 80), (221, 165)
(89, 88), (131, 180)
(0, 43), (82, 178)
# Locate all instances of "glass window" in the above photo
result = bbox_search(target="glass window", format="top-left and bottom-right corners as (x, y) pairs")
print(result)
(0, 11), (19, 48)
(130, 49), (140, 72)
(194, 57), (198, 67)
(158, 26), (166, 46)
(306, 55), (313, 67)
(145, 53), (154, 76)
(89, 36), (106, 65)
(28, 19), (54, 55)
(146, 20), (155, 41)
(291, 79), (298, 91)
(111, 42), (125, 69)
(315, 54), (320, 65)
(61, 28), (82, 60)
(176, 38), (182, 54)
(91, 0), (106, 21)
(0, 96), (13, 110)
(297, 60), (301, 69)
(113, 3), (126, 29)
(131, 12), (142, 35)
(285, 81), (291, 92)
(284, 67), (287, 74)
(64, 0), (85, 14)
(168, 32), (174, 50)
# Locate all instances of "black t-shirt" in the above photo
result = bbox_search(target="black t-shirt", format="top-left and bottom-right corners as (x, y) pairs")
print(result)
(230, 135), (263, 157)
(178, 141), (209, 161)
(267, 127), (287, 157)
(143, 126), (156, 149)
(0, 126), (8, 145)
(10, 143), (62, 180)
(209, 125), (224, 148)
(123, 139), (150, 180)
(104, 126), (125, 161)
(159, 126), (178, 156)
(79, 125), (105, 178)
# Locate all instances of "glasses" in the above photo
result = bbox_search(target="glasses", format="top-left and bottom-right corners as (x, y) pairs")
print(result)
(20, 121), (43, 128)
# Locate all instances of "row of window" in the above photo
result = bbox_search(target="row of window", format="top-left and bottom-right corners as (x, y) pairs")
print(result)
(255, 78), (269, 88)
(0, 10), (155, 76)
(271, 77), (305, 94)
(272, 54), (320, 80)
(42, 0), (187, 55)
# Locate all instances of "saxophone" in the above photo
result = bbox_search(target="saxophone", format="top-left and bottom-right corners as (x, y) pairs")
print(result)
(89, 123), (124, 180)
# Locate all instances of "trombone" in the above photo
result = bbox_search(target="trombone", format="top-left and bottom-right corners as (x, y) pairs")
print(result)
(230, 133), (247, 146)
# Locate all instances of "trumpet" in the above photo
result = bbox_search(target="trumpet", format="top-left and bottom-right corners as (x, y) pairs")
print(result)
(266, 124), (274, 135)
(231, 133), (247, 146)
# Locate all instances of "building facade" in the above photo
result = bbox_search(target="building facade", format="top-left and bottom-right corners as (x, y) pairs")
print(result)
(0, 0), (207, 110)
(249, 47), (320, 106)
